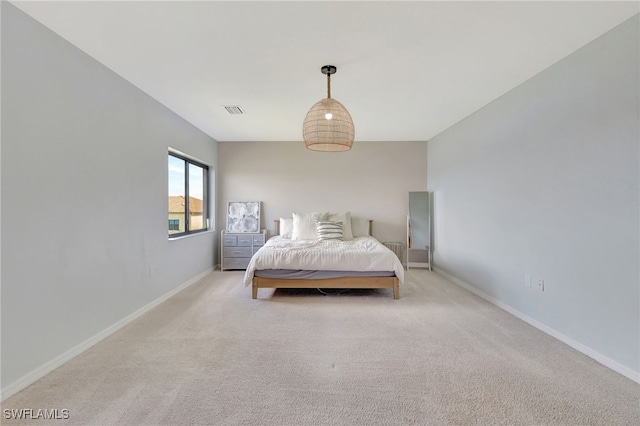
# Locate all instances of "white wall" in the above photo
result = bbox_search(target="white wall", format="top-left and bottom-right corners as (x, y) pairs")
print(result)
(218, 141), (427, 246)
(427, 15), (639, 379)
(1, 3), (218, 393)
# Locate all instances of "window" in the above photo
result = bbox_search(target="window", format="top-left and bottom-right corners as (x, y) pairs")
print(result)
(168, 152), (209, 237)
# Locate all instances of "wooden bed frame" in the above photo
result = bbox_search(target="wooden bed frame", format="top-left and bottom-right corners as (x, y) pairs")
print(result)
(251, 219), (400, 299)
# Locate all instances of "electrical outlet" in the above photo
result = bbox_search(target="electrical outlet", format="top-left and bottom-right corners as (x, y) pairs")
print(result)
(525, 274), (531, 288)
(537, 278), (544, 292)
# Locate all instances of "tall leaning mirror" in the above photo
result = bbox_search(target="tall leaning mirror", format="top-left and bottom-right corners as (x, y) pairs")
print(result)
(407, 191), (431, 270)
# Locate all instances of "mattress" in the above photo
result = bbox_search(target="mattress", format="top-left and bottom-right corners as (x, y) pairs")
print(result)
(254, 269), (395, 280)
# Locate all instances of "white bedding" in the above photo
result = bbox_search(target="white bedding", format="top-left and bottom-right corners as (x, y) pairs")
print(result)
(243, 236), (405, 286)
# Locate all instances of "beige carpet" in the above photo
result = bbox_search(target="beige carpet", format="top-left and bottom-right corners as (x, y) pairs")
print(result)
(2, 270), (639, 425)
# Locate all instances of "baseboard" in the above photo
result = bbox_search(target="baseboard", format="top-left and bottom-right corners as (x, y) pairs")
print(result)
(433, 267), (640, 384)
(1, 268), (213, 401)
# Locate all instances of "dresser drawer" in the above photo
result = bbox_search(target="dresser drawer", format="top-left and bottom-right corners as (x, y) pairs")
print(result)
(224, 247), (253, 258)
(222, 257), (251, 270)
(223, 235), (237, 246)
(237, 235), (252, 246)
(253, 234), (266, 245)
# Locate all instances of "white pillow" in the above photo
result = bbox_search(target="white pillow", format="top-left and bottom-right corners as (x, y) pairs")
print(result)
(327, 211), (353, 240)
(316, 221), (343, 241)
(279, 218), (293, 239)
(291, 212), (327, 240)
(351, 217), (370, 237)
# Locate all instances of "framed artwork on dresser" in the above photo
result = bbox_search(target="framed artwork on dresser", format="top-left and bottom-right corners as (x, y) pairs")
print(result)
(226, 201), (261, 233)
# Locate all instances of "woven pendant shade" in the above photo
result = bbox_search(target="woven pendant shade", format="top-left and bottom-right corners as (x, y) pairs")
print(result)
(303, 65), (355, 152)
(303, 98), (354, 151)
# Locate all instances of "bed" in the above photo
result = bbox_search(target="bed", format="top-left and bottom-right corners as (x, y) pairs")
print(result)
(243, 212), (404, 299)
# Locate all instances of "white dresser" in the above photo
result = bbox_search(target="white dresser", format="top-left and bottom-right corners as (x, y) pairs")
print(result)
(221, 230), (266, 271)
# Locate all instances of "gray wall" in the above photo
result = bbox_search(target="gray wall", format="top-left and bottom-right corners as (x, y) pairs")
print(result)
(218, 141), (428, 247)
(1, 3), (218, 392)
(427, 15), (639, 378)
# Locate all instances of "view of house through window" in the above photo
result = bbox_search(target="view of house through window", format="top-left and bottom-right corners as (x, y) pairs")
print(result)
(168, 152), (209, 237)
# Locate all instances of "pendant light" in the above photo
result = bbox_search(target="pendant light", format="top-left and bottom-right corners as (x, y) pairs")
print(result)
(302, 65), (355, 152)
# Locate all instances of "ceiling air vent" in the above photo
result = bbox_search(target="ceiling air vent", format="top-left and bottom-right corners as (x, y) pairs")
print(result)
(223, 105), (245, 114)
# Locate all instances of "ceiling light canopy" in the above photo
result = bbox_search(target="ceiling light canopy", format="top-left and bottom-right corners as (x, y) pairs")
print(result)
(303, 65), (355, 152)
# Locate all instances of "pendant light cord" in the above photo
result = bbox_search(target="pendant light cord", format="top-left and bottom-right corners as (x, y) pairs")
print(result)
(327, 73), (331, 99)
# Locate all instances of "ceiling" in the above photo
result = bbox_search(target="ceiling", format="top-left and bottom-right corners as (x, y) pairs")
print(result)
(10, 0), (639, 143)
